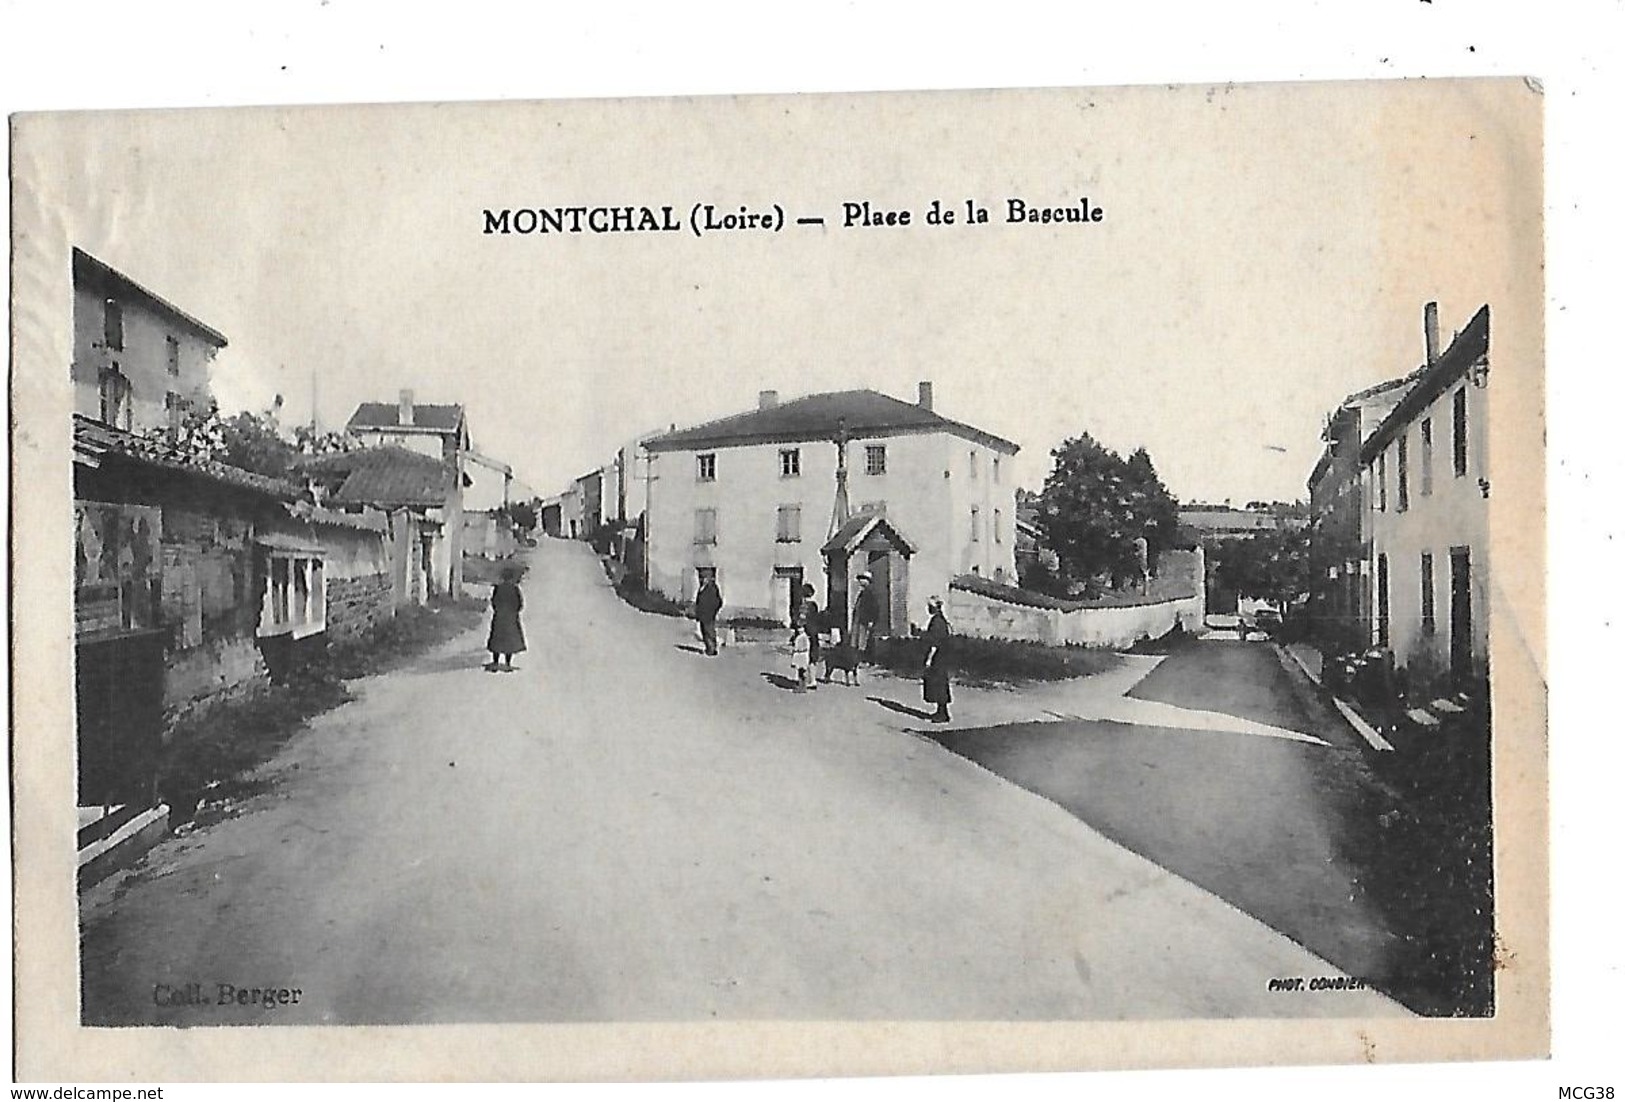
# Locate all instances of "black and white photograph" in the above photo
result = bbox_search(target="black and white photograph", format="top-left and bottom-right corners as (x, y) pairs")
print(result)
(10, 62), (1556, 1083)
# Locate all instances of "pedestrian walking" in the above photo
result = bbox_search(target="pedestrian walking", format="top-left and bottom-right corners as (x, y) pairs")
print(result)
(852, 571), (879, 661)
(695, 573), (723, 656)
(922, 595), (953, 723)
(486, 563), (526, 672)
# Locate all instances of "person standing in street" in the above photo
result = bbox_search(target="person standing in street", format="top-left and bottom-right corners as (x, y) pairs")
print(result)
(922, 595), (953, 723)
(799, 583), (824, 681)
(486, 563), (527, 672)
(852, 571), (879, 661)
(695, 572), (723, 656)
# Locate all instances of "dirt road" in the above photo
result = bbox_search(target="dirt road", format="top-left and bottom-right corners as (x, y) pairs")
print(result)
(81, 539), (1404, 1024)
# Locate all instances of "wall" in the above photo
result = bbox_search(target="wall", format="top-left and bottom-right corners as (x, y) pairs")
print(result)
(72, 282), (219, 434)
(315, 520), (393, 638)
(645, 428), (1017, 629)
(1366, 374), (1490, 682)
(948, 587), (1204, 650)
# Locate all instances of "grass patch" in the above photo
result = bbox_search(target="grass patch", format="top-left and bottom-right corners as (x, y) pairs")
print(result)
(612, 572), (688, 617)
(873, 634), (1123, 688)
(159, 596), (486, 827)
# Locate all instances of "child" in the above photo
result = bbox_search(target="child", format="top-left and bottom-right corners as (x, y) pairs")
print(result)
(789, 623), (812, 693)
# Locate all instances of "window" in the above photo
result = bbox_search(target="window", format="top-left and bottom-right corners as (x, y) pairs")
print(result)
(1376, 449), (1388, 512)
(865, 444), (887, 476)
(260, 552), (326, 639)
(993, 456), (1001, 483)
(779, 448), (800, 477)
(98, 366), (132, 429)
(1396, 432), (1409, 513)
(994, 508), (1003, 543)
(1420, 552), (1436, 634)
(166, 335), (180, 377)
(1452, 387), (1468, 477)
(166, 391), (186, 438)
(969, 450), (978, 479)
(103, 299), (124, 351)
(1420, 417), (1434, 497)
(697, 453), (716, 482)
(776, 505), (801, 543)
(694, 508), (717, 545)
(970, 506), (982, 543)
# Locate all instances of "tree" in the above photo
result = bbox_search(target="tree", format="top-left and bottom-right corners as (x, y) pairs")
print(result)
(1037, 434), (1182, 591)
(1214, 525), (1314, 608)
(503, 499), (539, 532)
(218, 409), (299, 478)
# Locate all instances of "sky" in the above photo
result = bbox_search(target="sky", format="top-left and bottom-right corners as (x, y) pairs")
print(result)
(17, 80), (1536, 508)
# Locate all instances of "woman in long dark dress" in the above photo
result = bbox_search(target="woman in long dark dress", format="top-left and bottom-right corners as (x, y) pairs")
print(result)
(922, 595), (952, 723)
(486, 564), (526, 672)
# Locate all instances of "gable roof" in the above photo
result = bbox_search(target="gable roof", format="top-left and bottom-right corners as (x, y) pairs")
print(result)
(347, 402), (466, 434)
(643, 389), (1019, 454)
(821, 513), (917, 556)
(73, 414), (299, 500)
(297, 445), (455, 507)
(72, 248), (229, 349)
(1361, 305), (1490, 466)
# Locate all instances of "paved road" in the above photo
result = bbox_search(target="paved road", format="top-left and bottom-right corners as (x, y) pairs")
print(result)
(81, 540), (1404, 1024)
(931, 637), (1430, 1010)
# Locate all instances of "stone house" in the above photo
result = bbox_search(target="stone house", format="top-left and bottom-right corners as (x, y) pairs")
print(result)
(1360, 304), (1491, 692)
(641, 383), (1020, 635)
(70, 248), (229, 439)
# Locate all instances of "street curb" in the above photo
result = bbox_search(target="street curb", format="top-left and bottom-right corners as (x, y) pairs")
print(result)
(1276, 644), (1394, 753)
(78, 804), (170, 890)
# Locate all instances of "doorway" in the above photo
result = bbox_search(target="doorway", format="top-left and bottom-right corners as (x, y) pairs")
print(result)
(1449, 546), (1473, 684)
(866, 551), (892, 635)
(772, 567), (804, 627)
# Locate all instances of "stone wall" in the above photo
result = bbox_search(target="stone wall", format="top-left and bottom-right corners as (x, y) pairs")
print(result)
(327, 573), (394, 640)
(947, 547), (1206, 650)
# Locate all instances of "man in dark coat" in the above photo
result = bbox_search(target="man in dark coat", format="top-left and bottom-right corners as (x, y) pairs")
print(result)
(922, 595), (953, 722)
(695, 574), (723, 656)
(486, 565), (526, 672)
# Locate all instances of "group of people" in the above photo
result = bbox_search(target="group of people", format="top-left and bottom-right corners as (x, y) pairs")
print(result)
(487, 564), (953, 722)
(696, 570), (954, 723)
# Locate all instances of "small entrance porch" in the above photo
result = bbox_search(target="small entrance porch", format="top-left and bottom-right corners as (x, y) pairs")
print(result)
(822, 513), (915, 642)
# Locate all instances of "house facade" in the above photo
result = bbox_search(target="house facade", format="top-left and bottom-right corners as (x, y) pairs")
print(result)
(1305, 368), (1422, 651)
(1360, 304), (1491, 691)
(343, 392), (469, 595)
(298, 445), (463, 602)
(642, 383), (1019, 633)
(71, 248), (228, 437)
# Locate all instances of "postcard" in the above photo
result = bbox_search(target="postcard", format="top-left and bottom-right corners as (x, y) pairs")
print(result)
(9, 78), (1546, 1080)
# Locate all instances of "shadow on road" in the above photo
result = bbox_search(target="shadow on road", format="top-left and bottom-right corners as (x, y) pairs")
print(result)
(759, 672), (803, 691)
(869, 697), (936, 721)
(411, 649), (494, 674)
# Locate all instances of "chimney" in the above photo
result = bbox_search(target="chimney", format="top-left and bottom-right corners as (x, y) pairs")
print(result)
(917, 381), (934, 410)
(1423, 302), (1440, 366)
(759, 389), (779, 410)
(399, 388), (415, 426)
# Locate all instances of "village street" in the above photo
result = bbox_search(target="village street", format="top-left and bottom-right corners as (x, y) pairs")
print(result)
(80, 538), (1407, 1025)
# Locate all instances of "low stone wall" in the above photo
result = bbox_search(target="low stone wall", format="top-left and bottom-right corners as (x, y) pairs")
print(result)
(946, 585), (1203, 649)
(327, 572), (393, 640)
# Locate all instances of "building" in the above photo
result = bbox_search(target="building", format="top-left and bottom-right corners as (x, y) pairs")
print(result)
(298, 445), (464, 603)
(71, 248), (229, 438)
(343, 392), (471, 594)
(641, 382), (1020, 634)
(1305, 367), (1425, 650)
(1360, 304), (1490, 692)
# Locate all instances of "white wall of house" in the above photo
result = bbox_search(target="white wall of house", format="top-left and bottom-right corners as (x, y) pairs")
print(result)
(645, 430), (1017, 629)
(72, 282), (220, 433)
(1365, 375), (1490, 684)
(353, 429), (447, 460)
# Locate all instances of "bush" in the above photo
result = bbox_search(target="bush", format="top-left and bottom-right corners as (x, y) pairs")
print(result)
(612, 572), (687, 618)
